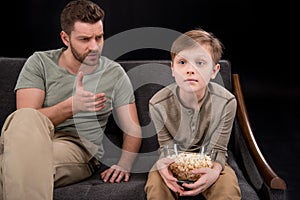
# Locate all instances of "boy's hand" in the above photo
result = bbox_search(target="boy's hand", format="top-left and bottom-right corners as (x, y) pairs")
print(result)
(157, 158), (184, 194)
(179, 162), (221, 196)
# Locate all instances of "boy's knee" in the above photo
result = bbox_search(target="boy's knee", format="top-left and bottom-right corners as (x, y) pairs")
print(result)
(145, 171), (162, 190)
(145, 170), (177, 200)
(204, 165), (241, 199)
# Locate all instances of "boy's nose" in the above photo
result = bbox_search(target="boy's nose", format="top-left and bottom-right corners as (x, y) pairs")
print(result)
(186, 62), (196, 74)
(187, 71), (195, 75)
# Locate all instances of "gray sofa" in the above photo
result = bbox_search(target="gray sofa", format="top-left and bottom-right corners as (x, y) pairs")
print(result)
(0, 57), (286, 200)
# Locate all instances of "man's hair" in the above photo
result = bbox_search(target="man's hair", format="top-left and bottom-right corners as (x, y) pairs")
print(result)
(60, 0), (105, 35)
(171, 28), (224, 64)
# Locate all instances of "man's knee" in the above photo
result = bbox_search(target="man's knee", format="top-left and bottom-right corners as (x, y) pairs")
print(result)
(5, 108), (49, 124)
(1, 108), (54, 136)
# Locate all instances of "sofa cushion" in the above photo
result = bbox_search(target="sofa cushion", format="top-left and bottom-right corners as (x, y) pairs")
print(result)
(54, 170), (148, 200)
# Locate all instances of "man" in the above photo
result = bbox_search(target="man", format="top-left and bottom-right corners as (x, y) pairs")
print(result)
(0, 0), (142, 199)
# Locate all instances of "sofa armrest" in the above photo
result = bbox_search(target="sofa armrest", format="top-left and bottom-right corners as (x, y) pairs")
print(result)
(232, 74), (286, 190)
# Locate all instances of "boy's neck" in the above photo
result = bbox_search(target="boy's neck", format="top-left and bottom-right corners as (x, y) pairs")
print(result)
(178, 88), (206, 110)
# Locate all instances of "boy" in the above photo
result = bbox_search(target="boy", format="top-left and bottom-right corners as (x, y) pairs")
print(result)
(144, 28), (241, 199)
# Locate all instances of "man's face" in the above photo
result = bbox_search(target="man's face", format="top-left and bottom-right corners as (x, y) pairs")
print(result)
(171, 44), (217, 94)
(69, 20), (104, 66)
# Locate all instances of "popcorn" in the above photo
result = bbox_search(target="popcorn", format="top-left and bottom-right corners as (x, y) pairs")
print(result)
(168, 152), (213, 181)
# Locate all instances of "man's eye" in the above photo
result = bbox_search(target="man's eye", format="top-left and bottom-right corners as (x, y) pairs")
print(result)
(96, 35), (103, 40)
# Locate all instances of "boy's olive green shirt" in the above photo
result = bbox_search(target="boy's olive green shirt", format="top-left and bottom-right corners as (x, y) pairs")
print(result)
(149, 82), (237, 170)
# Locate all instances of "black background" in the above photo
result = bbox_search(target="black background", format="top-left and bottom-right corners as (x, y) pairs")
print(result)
(1, 0), (299, 199)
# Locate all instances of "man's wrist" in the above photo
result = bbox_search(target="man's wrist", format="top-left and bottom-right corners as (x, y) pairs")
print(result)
(117, 160), (132, 172)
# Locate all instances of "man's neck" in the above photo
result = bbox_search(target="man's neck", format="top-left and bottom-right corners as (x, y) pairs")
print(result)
(58, 50), (98, 75)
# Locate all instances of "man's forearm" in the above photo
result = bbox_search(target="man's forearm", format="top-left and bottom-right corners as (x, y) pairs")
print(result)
(118, 134), (142, 171)
(38, 97), (73, 126)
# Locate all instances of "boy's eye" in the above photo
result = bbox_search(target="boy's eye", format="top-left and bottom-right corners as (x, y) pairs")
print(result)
(178, 60), (185, 65)
(196, 61), (205, 66)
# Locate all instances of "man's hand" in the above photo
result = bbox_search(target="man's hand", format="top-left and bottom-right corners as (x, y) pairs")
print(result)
(157, 157), (184, 194)
(72, 71), (106, 113)
(100, 164), (130, 183)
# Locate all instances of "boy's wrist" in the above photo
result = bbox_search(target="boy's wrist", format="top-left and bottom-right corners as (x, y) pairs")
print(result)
(213, 162), (222, 174)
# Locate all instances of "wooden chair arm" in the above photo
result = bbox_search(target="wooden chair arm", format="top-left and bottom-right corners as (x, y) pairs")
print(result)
(232, 74), (286, 190)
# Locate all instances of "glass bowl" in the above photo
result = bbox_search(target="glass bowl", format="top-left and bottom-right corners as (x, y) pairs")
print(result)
(163, 144), (214, 182)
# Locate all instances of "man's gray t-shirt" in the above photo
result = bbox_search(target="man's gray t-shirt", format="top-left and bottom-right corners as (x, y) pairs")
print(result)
(15, 48), (135, 160)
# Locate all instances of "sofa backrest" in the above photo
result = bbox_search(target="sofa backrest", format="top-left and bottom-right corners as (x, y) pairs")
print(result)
(0, 57), (232, 169)
(0, 57), (27, 129)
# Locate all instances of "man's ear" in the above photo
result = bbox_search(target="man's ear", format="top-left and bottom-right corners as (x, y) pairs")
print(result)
(210, 63), (220, 79)
(60, 31), (70, 46)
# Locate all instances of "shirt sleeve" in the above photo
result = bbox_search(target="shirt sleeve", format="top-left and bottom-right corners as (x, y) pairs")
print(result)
(149, 103), (174, 158)
(112, 69), (135, 108)
(209, 97), (237, 170)
(14, 53), (45, 92)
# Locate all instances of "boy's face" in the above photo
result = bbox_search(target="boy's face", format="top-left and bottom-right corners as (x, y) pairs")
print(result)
(171, 44), (219, 94)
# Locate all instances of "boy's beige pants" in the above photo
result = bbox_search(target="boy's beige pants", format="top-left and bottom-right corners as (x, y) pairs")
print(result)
(145, 161), (241, 200)
(0, 108), (98, 200)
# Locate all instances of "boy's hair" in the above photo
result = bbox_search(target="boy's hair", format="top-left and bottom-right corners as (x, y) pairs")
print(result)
(60, 0), (105, 35)
(171, 28), (224, 64)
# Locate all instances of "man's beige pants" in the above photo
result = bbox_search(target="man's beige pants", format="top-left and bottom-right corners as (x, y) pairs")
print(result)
(0, 108), (97, 200)
(144, 162), (241, 200)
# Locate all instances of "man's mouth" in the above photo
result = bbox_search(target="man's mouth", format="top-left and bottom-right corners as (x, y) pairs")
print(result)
(87, 53), (99, 57)
(86, 53), (100, 61)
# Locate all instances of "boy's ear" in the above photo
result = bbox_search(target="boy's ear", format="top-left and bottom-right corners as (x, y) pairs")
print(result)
(210, 63), (220, 79)
(170, 61), (175, 77)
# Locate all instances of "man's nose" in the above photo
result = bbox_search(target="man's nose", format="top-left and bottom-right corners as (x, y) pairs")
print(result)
(89, 39), (101, 51)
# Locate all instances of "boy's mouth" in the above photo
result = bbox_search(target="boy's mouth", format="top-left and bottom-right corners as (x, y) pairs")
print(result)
(184, 78), (198, 82)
